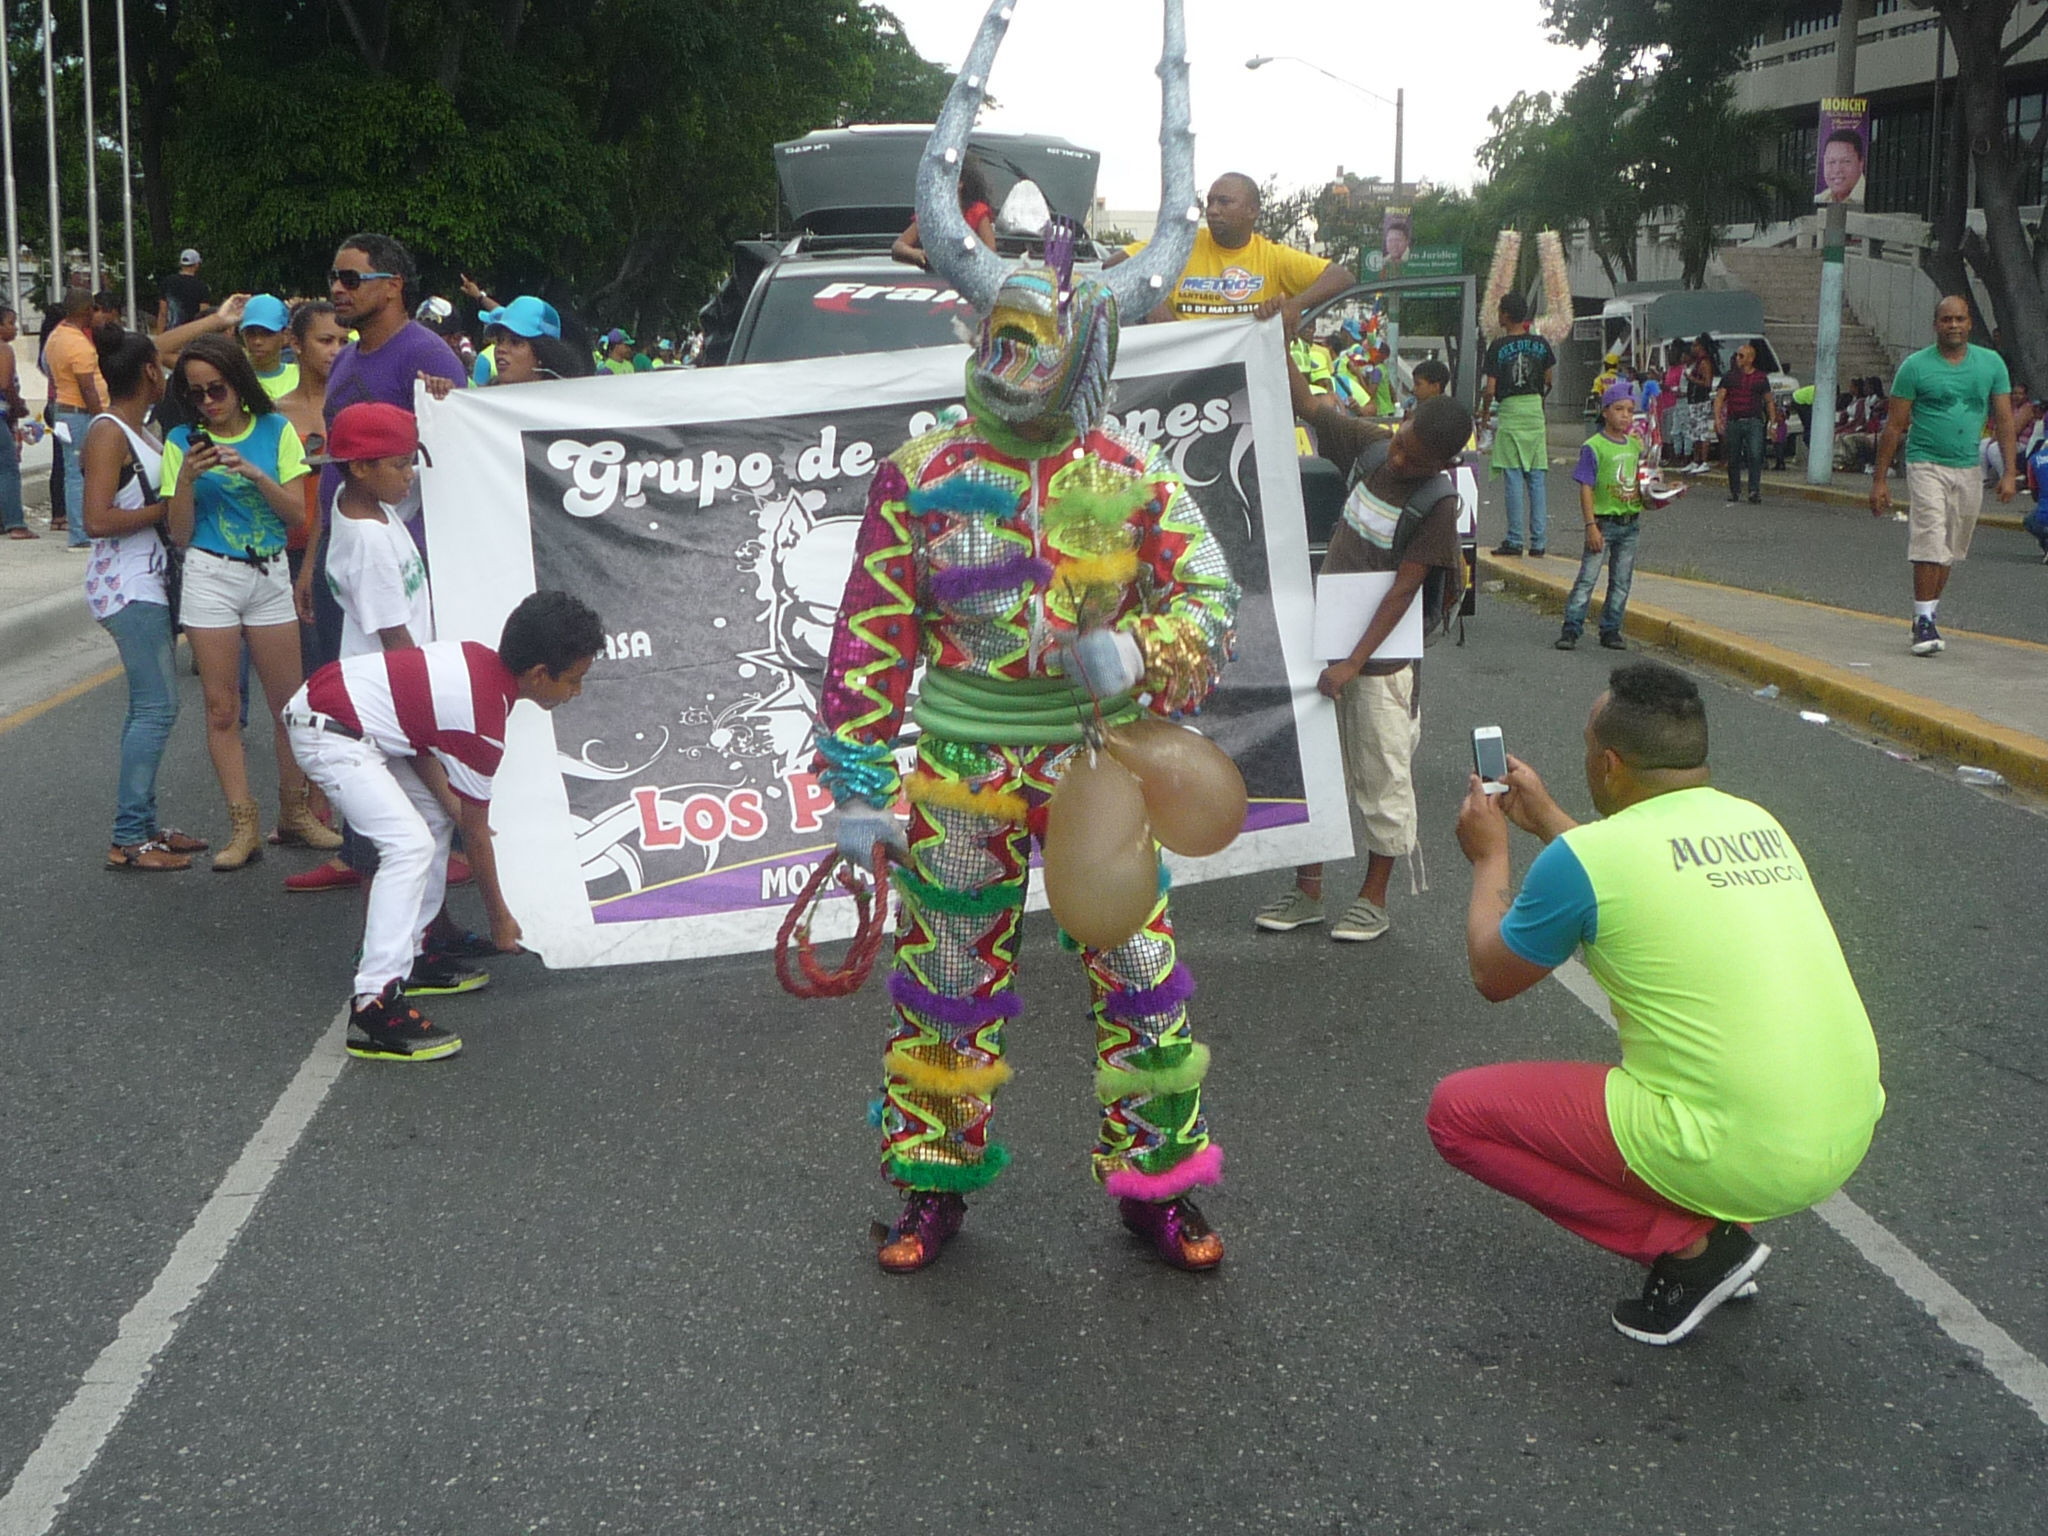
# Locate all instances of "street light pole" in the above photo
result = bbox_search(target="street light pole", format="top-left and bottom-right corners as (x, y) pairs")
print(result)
(1806, 0), (1865, 485)
(1245, 55), (1404, 196)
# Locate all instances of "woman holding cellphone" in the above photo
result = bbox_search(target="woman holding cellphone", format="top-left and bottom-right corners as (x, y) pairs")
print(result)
(163, 334), (341, 870)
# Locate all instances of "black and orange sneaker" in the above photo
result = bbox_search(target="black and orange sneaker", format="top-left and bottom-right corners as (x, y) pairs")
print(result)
(346, 982), (463, 1063)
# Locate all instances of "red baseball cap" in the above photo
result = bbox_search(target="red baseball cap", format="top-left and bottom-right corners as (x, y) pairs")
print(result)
(319, 402), (421, 463)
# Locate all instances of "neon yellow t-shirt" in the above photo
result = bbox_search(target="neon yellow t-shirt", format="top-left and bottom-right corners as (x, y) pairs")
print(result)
(1125, 228), (1329, 321)
(1503, 786), (1884, 1222)
(258, 362), (300, 401)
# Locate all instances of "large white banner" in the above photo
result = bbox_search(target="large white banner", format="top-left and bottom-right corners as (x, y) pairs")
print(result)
(418, 317), (1350, 968)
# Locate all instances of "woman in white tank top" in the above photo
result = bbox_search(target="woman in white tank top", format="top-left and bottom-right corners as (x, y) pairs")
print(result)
(80, 327), (204, 871)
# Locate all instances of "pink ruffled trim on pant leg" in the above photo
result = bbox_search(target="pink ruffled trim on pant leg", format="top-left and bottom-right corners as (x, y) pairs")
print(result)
(1102, 1143), (1224, 1202)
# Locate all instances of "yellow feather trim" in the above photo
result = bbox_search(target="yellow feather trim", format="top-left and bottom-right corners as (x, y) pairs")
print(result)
(888, 1053), (1015, 1098)
(905, 775), (1031, 825)
(1055, 548), (1141, 594)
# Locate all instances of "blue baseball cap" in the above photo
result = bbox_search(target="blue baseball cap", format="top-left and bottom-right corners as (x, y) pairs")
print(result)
(238, 294), (290, 333)
(480, 295), (562, 340)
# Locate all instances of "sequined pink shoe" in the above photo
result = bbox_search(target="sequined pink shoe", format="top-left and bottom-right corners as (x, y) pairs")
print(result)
(1119, 1196), (1224, 1271)
(876, 1191), (966, 1273)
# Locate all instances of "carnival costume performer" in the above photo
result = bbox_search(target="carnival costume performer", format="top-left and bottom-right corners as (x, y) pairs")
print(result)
(811, 0), (1241, 1275)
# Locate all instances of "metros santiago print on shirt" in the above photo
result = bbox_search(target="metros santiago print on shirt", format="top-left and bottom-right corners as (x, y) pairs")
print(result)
(519, 362), (1306, 925)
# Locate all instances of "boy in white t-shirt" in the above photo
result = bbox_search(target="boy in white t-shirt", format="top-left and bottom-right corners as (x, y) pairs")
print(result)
(316, 402), (491, 996)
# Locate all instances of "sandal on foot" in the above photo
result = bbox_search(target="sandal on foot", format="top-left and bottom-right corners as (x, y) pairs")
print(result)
(107, 838), (192, 872)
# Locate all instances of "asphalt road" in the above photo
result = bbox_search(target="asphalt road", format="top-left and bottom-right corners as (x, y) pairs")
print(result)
(1508, 466), (2048, 645)
(6, 583), (2045, 1533)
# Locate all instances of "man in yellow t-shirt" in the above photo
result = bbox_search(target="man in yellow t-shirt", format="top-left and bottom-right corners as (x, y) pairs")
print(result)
(1114, 172), (1355, 325)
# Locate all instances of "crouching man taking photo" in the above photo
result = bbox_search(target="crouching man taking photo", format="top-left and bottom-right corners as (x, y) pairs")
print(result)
(1431, 662), (1885, 1345)
(284, 590), (605, 1061)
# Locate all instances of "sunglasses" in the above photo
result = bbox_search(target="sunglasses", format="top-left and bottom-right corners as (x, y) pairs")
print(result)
(187, 380), (234, 405)
(328, 267), (396, 291)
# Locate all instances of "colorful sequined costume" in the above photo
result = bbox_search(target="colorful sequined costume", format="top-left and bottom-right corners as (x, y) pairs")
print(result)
(814, 324), (1239, 1207)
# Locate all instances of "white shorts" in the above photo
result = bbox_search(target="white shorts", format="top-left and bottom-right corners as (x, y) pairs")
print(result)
(181, 546), (297, 628)
(1905, 462), (1982, 565)
(1335, 666), (1420, 859)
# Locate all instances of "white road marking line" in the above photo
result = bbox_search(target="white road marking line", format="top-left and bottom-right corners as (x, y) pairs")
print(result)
(0, 1010), (350, 1536)
(1552, 958), (2048, 1429)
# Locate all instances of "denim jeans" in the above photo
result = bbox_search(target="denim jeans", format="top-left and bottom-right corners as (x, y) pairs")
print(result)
(99, 599), (181, 846)
(1725, 417), (1766, 499)
(1500, 467), (1548, 551)
(1562, 516), (1641, 637)
(54, 408), (93, 545)
(0, 426), (22, 532)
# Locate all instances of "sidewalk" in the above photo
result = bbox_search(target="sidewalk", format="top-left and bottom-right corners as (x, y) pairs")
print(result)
(1481, 547), (2048, 796)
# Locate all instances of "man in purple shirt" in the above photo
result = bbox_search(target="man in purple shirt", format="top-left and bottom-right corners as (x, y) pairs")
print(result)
(297, 232), (467, 666)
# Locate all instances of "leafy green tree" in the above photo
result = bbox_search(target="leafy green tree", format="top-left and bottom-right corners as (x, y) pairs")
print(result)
(12, 1), (953, 330)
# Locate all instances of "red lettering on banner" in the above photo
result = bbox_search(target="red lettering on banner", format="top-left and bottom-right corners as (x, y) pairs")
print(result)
(681, 795), (727, 843)
(633, 786), (684, 849)
(787, 771), (833, 833)
(726, 789), (767, 841)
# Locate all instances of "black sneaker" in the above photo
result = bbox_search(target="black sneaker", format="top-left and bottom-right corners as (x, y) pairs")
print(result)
(1528, 546), (1547, 557)
(403, 955), (491, 997)
(346, 982), (463, 1062)
(1491, 542), (1525, 556)
(1611, 1223), (1770, 1345)
(1599, 631), (1628, 650)
(1554, 631), (1579, 651)
(421, 924), (500, 961)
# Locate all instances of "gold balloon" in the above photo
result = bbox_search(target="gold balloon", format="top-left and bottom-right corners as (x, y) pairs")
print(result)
(1103, 717), (1248, 858)
(1042, 749), (1160, 951)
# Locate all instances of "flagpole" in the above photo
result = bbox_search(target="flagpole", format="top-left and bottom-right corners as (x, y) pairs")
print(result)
(115, 0), (136, 326)
(79, 0), (100, 289)
(0, 1), (23, 311)
(39, 0), (60, 310)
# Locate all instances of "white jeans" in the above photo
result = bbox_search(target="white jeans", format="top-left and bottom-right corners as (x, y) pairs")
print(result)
(288, 723), (452, 1000)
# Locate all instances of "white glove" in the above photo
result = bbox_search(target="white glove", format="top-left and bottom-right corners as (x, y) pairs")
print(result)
(1066, 628), (1145, 699)
(831, 798), (907, 878)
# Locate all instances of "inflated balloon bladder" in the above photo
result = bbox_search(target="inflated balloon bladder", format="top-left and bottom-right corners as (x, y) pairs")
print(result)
(1104, 717), (1248, 858)
(1042, 748), (1159, 951)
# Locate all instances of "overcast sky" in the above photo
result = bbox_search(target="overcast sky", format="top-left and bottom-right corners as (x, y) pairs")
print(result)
(879, 0), (1594, 210)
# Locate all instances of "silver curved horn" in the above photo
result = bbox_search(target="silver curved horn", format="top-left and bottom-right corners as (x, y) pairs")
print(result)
(915, 0), (1016, 314)
(1101, 1), (1197, 323)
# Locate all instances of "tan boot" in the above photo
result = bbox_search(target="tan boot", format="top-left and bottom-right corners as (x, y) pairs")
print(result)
(211, 800), (265, 871)
(273, 781), (343, 850)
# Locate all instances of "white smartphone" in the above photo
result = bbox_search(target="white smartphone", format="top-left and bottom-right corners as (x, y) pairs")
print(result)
(1472, 726), (1510, 796)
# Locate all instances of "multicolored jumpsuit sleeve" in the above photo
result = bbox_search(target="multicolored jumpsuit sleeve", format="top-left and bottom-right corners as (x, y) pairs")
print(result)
(812, 415), (1239, 1201)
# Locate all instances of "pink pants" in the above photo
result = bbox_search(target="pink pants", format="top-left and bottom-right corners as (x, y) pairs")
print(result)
(1426, 1060), (1716, 1267)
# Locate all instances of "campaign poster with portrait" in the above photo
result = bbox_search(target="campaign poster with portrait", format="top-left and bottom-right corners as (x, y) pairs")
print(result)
(417, 319), (1350, 969)
(1817, 98), (1869, 207)
(1382, 206), (1413, 273)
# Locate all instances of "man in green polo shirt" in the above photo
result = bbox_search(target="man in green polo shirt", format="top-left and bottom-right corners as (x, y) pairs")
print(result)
(1432, 663), (1884, 1345)
(1871, 296), (2016, 656)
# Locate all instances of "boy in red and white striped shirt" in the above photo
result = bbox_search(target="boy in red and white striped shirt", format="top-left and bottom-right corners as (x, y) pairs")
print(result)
(285, 590), (605, 1061)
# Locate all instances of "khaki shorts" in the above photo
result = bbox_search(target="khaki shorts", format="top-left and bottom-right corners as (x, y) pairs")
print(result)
(1335, 666), (1420, 859)
(1906, 461), (1982, 565)
(181, 546), (297, 628)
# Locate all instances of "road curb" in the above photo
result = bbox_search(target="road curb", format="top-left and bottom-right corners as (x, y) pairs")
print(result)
(0, 586), (97, 662)
(1478, 553), (2048, 796)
